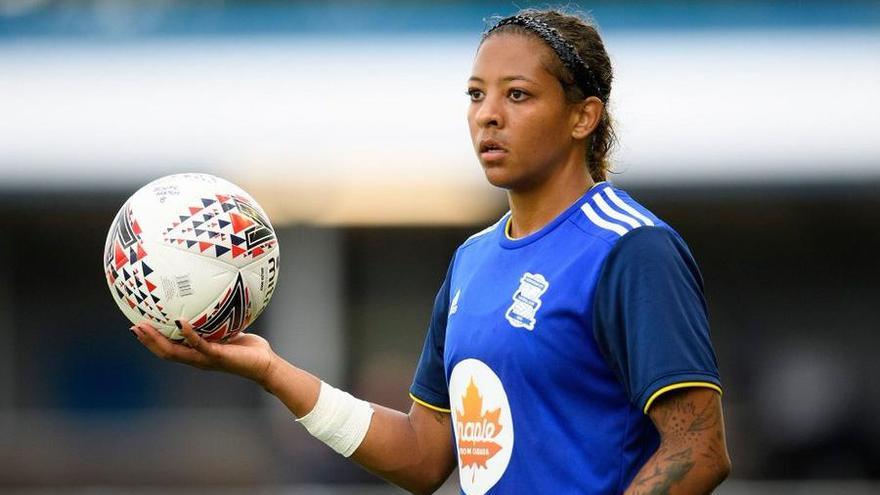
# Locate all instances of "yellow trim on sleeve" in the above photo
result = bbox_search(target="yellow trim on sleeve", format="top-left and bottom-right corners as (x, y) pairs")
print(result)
(643, 382), (723, 414)
(409, 393), (451, 413)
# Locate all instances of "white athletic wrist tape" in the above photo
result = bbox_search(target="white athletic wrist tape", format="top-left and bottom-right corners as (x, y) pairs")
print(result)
(296, 381), (375, 457)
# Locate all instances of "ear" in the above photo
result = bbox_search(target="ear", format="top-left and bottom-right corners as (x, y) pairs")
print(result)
(571, 96), (604, 140)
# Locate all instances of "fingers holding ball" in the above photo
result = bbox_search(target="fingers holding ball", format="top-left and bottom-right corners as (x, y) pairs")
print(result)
(132, 320), (212, 368)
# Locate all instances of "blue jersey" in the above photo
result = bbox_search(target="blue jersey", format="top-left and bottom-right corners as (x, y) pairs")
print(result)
(409, 182), (721, 495)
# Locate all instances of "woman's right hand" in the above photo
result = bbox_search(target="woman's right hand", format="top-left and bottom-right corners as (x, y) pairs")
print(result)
(131, 319), (278, 387)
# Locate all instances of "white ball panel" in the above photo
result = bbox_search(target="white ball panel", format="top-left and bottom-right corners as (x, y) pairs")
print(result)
(146, 242), (237, 317)
(239, 248), (281, 325)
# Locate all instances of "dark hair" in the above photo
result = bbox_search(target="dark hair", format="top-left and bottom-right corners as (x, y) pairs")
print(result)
(482, 8), (616, 182)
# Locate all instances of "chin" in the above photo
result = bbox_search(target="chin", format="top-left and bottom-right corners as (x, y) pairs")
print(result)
(484, 168), (546, 193)
(482, 167), (514, 189)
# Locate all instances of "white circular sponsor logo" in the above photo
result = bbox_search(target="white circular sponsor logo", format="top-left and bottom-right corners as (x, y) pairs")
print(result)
(449, 358), (514, 495)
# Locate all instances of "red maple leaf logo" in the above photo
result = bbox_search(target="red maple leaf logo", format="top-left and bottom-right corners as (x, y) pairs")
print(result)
(455, 377), (504, 470)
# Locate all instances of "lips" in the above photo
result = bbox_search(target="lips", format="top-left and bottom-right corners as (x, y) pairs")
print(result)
(479, 138), (508, 162)
(479, 138), (507, 153)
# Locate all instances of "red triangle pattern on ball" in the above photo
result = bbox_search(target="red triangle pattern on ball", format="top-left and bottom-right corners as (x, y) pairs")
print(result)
(114, 242), (128, 270)
(188, 274), (251, 342)
(162, 194), (276, 261)
(104, 204), (169, 326)
(229, 212), (253, 233)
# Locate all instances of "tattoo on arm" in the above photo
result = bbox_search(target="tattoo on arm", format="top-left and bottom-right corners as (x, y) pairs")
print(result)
(430, 409), (447, 424)
(630, 447), (695, 495)
(625, 389), (728, 495)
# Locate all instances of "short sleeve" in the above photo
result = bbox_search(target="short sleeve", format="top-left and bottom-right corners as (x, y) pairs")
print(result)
(592, 227), (722, 414)
(409, 257), (454, 413)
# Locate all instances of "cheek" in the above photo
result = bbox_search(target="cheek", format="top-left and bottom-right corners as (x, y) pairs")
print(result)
(516, 130), (571, 178)
(538, 101), (573, 134)
(519, 113), (567, 158)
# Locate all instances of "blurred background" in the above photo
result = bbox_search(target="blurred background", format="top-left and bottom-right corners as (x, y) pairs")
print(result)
(0, 0), (878, 493)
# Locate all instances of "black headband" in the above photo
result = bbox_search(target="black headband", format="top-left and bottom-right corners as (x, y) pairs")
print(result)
(483, 15), (604, 102)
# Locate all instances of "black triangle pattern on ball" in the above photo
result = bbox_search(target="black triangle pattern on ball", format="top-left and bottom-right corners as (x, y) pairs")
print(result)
(191, 273), (251, 342)
(104, 205), (168, 326)
(161, 194), (276, 262)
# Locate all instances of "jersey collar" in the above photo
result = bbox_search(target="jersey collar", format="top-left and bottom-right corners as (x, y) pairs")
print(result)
(498, 181), (610, 249)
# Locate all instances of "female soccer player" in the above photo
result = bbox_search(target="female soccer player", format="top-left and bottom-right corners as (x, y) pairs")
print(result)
(132, 8), (730, 494)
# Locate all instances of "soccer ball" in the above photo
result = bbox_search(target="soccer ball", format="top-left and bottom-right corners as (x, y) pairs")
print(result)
(103, 173), (280, 342)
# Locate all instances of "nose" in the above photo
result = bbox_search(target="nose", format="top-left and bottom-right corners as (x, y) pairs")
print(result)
(474, 94), (503, 129)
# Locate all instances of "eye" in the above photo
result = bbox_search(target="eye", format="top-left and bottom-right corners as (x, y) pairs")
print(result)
(508, 89), (529, 102)
(466, 88), (484, 102)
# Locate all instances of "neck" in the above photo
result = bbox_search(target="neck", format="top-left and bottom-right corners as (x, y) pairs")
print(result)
(507, 163), (595, 239)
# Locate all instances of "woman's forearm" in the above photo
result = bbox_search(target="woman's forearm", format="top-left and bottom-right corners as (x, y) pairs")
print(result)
(624, 388), (731, 495)
(261, 354), (455, 494)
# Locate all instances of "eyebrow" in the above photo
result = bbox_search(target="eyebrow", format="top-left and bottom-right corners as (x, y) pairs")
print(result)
(468, 75), (537, 84)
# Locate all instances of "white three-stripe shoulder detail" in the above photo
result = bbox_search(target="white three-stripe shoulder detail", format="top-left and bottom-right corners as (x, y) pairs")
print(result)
(593, 193), (642, 228)
(604, 189), (654, 226)
(581, 203), (629, 236)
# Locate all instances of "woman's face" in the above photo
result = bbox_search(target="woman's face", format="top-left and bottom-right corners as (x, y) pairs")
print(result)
(467, 33), (579, 191)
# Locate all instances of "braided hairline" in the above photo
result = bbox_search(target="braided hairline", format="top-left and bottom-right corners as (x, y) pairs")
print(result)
(483, 14), (604, 102)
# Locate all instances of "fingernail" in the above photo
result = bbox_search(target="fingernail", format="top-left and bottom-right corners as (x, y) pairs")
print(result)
(130, 329), (138, 338)
(175, 320), (182, 329)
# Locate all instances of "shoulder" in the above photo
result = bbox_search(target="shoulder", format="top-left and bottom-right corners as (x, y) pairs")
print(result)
(570, 183), (669, 246)
(595, 225), (705, 306)
(574, 184), (702, 286)
(602, 226), (695, 277)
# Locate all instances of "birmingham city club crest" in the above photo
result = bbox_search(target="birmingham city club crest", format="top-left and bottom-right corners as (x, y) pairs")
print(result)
(505, 272), (549, 331)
